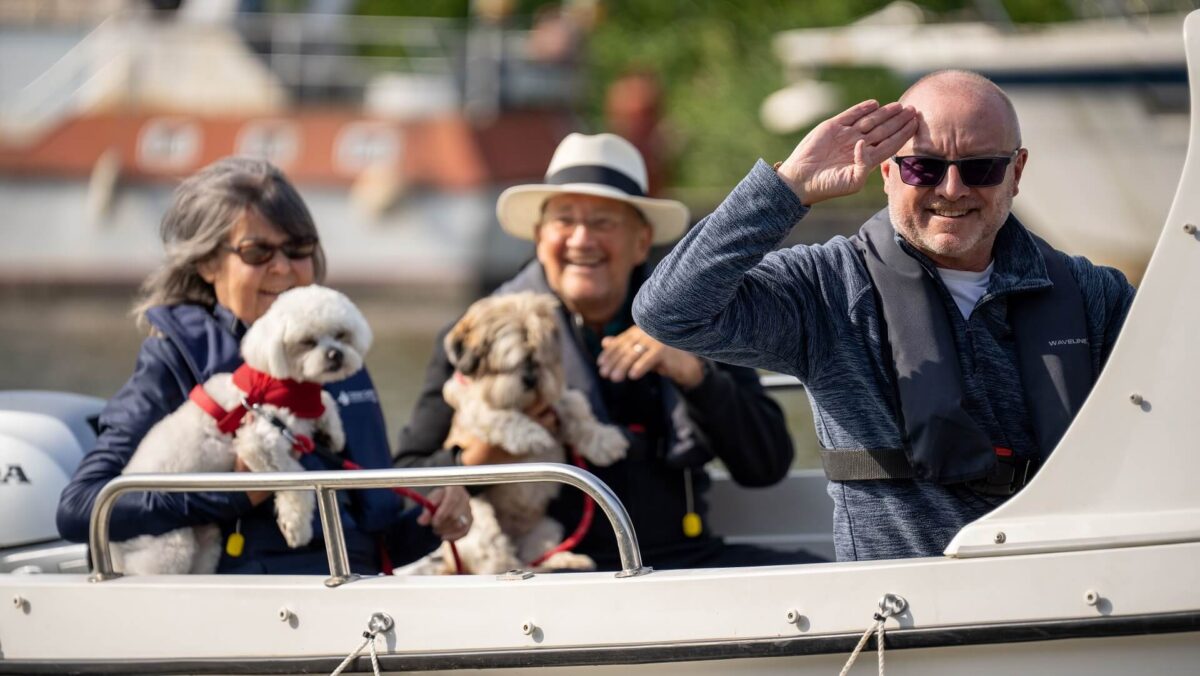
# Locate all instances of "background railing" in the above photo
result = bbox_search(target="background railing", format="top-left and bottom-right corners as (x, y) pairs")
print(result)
(0, 7), (580, 145)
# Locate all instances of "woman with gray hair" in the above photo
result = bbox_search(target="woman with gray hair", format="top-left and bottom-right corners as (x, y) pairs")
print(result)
(56, 157), (471, 575)
(131, 156), (328, 326)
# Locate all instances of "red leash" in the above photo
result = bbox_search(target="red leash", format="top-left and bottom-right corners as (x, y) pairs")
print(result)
(529, 449), (594, 568)
(325, 454), (465, 576)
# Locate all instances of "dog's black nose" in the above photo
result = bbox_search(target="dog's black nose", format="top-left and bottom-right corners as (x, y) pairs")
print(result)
(522, 373), (538, 390)
(326, 347), (344, 370)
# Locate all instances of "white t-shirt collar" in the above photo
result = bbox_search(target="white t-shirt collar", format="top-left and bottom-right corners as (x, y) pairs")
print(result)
(936, 261), (995, 319)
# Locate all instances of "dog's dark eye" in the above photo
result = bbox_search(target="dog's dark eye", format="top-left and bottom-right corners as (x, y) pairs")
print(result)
(300, 337), (317, 349)
(334, 330), (348, 342)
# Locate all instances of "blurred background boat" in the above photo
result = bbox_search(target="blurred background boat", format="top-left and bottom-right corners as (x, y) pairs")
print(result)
(0, 0), (590, 290)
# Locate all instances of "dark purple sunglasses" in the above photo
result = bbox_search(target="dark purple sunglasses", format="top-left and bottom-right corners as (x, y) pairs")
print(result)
(220, 238), (317, 266)
(892, 150), (1019, 188)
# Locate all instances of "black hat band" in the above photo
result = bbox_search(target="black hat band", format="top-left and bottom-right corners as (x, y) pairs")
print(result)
(545, 165), (645, 198)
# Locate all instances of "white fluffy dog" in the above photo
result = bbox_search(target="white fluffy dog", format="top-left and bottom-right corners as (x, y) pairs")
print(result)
(429, 292), (627, 574)
(113, 285), (372, 575)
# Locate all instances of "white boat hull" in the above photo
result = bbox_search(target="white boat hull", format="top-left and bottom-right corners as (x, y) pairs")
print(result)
(3, 540), (1197, 673)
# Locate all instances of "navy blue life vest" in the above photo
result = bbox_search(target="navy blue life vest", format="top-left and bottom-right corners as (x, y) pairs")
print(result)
(827, 209), (1095, 485)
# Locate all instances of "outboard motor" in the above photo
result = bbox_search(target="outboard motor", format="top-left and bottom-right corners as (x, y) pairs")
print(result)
(0, 391), (102, 573)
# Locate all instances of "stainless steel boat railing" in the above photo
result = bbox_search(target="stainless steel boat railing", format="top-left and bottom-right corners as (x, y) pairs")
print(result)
(87, 463), (651, 586)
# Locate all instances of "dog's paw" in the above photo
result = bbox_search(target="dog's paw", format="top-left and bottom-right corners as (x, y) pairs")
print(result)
(555, 390), (627, 466)
(524, 424), (560, 455)
(275, 491), (315, 548)
(537, 551), (597, 572)
(279, 513), (313, 549)
(491, 416), (558, 457)
(576, 423), (628, 467)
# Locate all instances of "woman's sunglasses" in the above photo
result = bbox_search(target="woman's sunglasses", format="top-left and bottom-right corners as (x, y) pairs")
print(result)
(892, 151), (1019, 188)
(220, 238), (317, 266)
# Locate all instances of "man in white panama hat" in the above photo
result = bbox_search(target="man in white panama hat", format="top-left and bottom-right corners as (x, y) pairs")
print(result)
(396, 132), (822, 570)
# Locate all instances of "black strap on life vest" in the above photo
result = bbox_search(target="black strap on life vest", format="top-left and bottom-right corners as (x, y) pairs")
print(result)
(824, 209), (1095, 485)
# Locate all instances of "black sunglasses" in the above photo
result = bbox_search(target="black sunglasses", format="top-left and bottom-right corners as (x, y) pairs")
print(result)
(892, 151), (1019, 188)
(220, 238), (317, 266)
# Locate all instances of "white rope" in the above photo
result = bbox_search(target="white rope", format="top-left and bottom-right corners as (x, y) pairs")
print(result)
(837, 614), (886, 676)
(330, 612), (393, 676)
(839, 593), (906, 675)
(876, 613), (886, 676)
(330, 632), (382, 676)
(368, 632), (381, 675)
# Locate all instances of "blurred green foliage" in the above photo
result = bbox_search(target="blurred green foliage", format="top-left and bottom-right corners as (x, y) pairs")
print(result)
(354, 0), (471, 18)
(353, 0), (1081, 191)
(583, 0), (1076, 192)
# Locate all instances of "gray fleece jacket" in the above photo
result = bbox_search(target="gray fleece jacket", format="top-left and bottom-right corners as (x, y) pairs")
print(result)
(633, 160), (1135, 561)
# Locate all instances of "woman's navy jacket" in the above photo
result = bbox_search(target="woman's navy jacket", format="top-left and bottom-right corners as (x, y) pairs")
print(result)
(56, 302), (414, 574)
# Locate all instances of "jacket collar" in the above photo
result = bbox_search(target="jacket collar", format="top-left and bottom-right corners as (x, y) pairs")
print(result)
(145, 302), (245, 382)
(894, 212), (1052, 298)
(214, 303), (248, 340)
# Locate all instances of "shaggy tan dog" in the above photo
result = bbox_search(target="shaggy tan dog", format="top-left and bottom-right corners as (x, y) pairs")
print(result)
(434, 292), (627, 574)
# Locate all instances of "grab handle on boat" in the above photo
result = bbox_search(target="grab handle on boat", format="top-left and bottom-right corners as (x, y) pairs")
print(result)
(87, 463), (652, 585)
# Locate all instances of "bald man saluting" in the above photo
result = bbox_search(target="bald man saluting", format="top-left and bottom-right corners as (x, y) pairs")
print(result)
(634, 70), (1136, 561)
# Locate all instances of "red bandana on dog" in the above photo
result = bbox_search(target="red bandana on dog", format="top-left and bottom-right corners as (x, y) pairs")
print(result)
(189, 364), (325, 434)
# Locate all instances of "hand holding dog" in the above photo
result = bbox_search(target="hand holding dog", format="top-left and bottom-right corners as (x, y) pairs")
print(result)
(597, 326), (705, 389)
(457, 401), (559, 465)
(418, 486), (473, 541)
